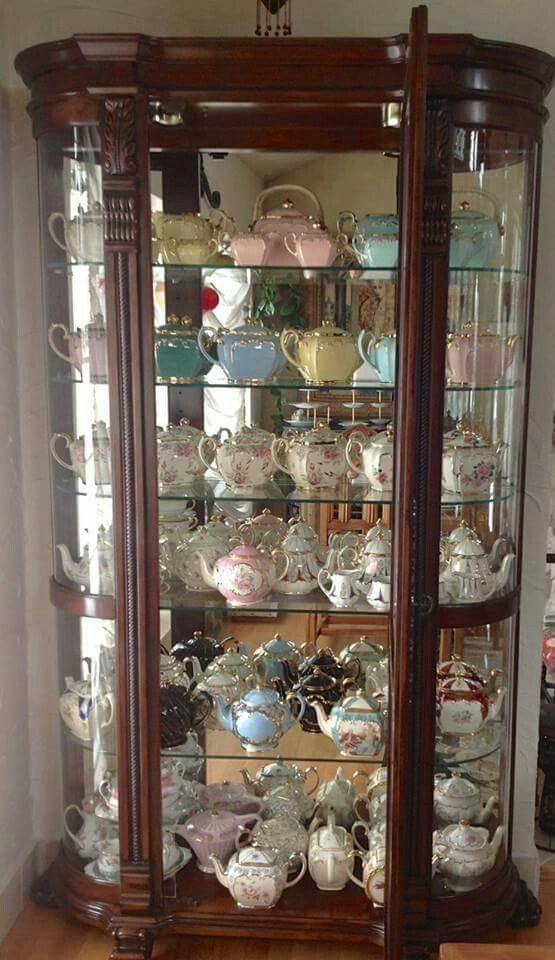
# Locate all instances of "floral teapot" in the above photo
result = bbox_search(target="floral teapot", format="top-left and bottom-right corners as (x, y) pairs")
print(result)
(57, 524), (114, 594)
(433, 820), (504, 892)
(442, 420), (505, 497)
(199, 424), (276, 493)
(172, 525), (228, 592)
(272, 422), (348, 491)
(434, 772), (497, 825)
(211, 842), (306, 909)
(157, 418), (210, 491)
(214, 682), (305, 752)
(446, 322), (519, 385)
(196, 542), (289, 606)
(313, 688), (385, 758)
(241, 759), (319, 798)
(439, 524), (514, 603)
(346, 423), (394, 492)
(436, 676), (506, 736)
(230, 184), (335, 268)
(280, 318), (362, 386)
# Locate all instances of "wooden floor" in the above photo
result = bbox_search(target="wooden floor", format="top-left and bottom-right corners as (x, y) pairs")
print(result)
(1, 865), (554, 960)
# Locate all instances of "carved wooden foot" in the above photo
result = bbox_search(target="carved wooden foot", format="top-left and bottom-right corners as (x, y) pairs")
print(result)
(30, 870), (59, 909)
(508, 879), (542, 928)
(110, 926), (154, 960)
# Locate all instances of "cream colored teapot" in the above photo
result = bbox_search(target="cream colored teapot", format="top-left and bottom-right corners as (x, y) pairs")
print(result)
(280, 318), (362, 385)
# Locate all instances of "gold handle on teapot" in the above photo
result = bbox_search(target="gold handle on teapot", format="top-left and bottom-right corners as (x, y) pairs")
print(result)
(280, 327), (303, 374)
(253, 184), (325, 225)
(50, 433), (78, 474)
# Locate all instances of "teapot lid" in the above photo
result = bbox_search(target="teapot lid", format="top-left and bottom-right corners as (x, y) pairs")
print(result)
(450, 536), (487, 559)
(241, 684), (281, 706)
(363, 531), (392, 557)
(444, 419), (490, 450)
(444, 820), (489, 850)
(224, 424), (273, 446)
(339, 689), (375, 712)
(452, 201), (492, 223)
(365, 518), (392, 542)
(307, 318), (354, 339)
(282, 529), (316, 553)
(437, 655), (486, 686)
(342, 637), (385, 658)
(157, 314), (197, 339)
(220, 316), (279, 340)
(438, 676), (485, 696)
(157, 417), (203, 442)
(235, 844), (278, 867)
(435, 772), (479, 799)
(447, 520), (480, 544)
(261, 633), (298, 655)
(287, 518), (318, 540)
(258, 759), (302, 779)
(370, 422), (394, 448)
(292, 421), (344, 447)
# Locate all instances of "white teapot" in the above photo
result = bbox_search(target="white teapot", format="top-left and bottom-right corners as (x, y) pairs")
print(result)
(241, 760), (319, 798)
(347, 843), (387, 905)
(439, 525), (514, 603)
(273, 523), (324, 596)
(48, 203), (104, 262)
(433, 821), (504, 892)
(272, 422), (348, 491)
(434, 772), (497, 825)
(353, 766), (388, 824)
(172, 525), (228, 592)
(318, 566), (362, 609)
(442, 421), (505, 497)
(313, 766), (366, 830)
(57, 525), (114, 594)
(58, 660), (114, 743)
(64, 794), (117, 858)
(239, 815), (309, 869)
(436, 676), (506, 736)
(346, 423), (394, 492)
(211, 843), (306, 909)
(50, 421), (111, 485)
(308, 813), (354, 891)
(199, 425), (276, 493)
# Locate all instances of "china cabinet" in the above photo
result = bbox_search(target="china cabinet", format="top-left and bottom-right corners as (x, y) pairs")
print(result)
(15, 6), (554, 959)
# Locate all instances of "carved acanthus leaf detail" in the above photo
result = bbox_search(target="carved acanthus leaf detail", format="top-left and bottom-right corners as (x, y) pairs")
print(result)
(104, 98), (137, 176)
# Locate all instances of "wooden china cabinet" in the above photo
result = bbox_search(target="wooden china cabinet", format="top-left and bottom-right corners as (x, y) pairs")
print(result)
(15, 7), (554, 960)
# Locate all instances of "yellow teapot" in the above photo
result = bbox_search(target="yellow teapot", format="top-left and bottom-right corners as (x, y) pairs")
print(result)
(280, 318), (362, 385)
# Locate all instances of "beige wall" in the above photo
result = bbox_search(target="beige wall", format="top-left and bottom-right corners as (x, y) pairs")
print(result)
(1, 0), (554, 936)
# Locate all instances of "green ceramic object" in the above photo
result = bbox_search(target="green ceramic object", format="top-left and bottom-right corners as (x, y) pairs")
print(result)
(155, 315), (212, 382)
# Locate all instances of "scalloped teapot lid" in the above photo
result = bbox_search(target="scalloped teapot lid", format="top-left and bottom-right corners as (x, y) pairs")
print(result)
(260, 633), (298, 655)
(435, 772), (479, 799)
(444, 820), (489, 850)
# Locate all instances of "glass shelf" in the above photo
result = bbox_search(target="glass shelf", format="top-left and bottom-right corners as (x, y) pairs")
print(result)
(159, 582), (390, 616)
(434, 722), (501, 767)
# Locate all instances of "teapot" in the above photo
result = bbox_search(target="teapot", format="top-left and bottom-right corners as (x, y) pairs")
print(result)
(442, 421), (505, 498)
(353, 766), (388, 825)
(446, 322), (519, 385)
(449, 191), (503, 269)
(48, 314), (108, 381)
(58, 660), (114, 743)
(308, 812), (354, 891)
(434, 772), (497, 825)
(155, 315), (212, 383)
(280, 318), (362, 385)
(346, 423), (393, 492)
(436, 676), (506, 736)
(433, 821), (504, 892)
(238, 508), (288, 548)
(263, 780), (316, 823)
(289, 667), (342, 733)
(197, 316), (286, 384)
(318, 566), (362, 609)
(170, 631), (236, 672)
(196, 542), (289, 606)
(57, 525), (114, 594)
(48, 203), (103, 262)
(157, 419), (210, 492)
(64, 794), (117, 858)
(439, 525), (514, 603)
(355, 530), (392, 583)
(203, 638), (254, 683)
(313, 767), (365, 830)
(50, 421), (111, 486)
(176, 808), (261, 873)
(437, 654), (489, 688)
(252, 633), (302, 683)
(211, 842), (306, 909)
(172, 526), (229, 592)
(199, 780), (264, 817)
(159, 684), (212, 749)
(199, 424), (276, 493)
(195, 670), (252, 729)
(241, 760), (319, 798)
(230, 184), (333, 268)
(239, 815), (309, 869)
(214, 682), (305, 752)
(357, 329), (396, 384)
(337, 210), (399, 269)
(313, 688), (385, 758)
(152, 210), (234, 264)
(164, 732), (203, 781)
(286, 644), (360, 687)
(338, 637), (386, 675)
(272, 421), (348, 491)
(346, 843), (387, 905)
(272, 523), (324, 596)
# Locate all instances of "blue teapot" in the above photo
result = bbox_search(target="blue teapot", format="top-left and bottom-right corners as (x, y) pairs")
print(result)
(450, 192), (503, 269)
(214, 683), (305, 752)
(197, 316), (286, 384)
(357, 329), (396, 383)
(252, 633), (302, 684)
(337, 211), (398, 269)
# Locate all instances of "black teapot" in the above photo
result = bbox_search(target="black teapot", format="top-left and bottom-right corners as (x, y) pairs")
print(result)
(170, 630), (236, 672)
(159, 683), (212, 749)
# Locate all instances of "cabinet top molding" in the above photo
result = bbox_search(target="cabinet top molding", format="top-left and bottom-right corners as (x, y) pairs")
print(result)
(15, 34), (554, 137)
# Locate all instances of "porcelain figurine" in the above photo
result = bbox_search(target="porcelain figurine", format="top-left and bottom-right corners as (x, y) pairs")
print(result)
(214, 683), (305, 752)
(197, 316), (286, 384)
(211, 843), (306, 909)
(433, 821), (504, 892)
(64, 795), (117, 858)
(155, 315), (212, 383)
(449, 193), (503, 269)
(176, 809), (261, 873)
(238, 815), (309, 869)
(48, 203), (104, 262)
(442, 421), (505, 497)
(439, 524), (514, 603)
(318, 566), (362, 608)
(347, 843), (387, 905)
(199, 424), (276, 493)
(434, 772), (497, 825)
(196, 542), (289, 606)
(280, 318), (362, 385)
(229, 184), (331, 267)
(241, 760), (319, 798)
(436, 676), (506, 736)
(157, 419), (210, 492)
(357, 329), (396, 383)
(308, 813), (354, 891)
(48, 315), (108, 380)
(262, 780), (316, 823)
(50, 421), (111, 485)
(337, 211), (399, 269)
(272, 422), (348, 491)
(59, 664), (114, 743)
(313, 767), (364, 830)
(238, 509), (288, 548)
(57, 525), (114, 594)
(446, 323), (518, 385)
(252, 633), (302, 683)
(272, 523), (325, 596)
(314, 688), (385, 758)
(346, 422), (394, 492)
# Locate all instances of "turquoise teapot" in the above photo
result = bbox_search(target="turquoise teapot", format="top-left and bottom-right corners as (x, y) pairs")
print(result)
(337, 211), (398, 269)
(357, 329), (396, 383)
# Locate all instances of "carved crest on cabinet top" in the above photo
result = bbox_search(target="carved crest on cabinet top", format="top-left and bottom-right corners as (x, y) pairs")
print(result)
(103, 98), (137, 177)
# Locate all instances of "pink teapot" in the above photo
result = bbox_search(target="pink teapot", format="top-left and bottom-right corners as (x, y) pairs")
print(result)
(446, 323), (519, 385)
(196, 542), (289, 606)
(230, 185), (338, 267)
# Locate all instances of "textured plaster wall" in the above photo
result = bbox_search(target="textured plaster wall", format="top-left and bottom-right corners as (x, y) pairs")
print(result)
(0, 0), (554, 938)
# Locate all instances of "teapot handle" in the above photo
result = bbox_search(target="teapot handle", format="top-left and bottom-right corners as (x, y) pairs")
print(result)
(63, 804), (85, 848)
(317, 568), (333, 597)
(271, 437), (294, 477)
(271, 547), (290, 582)
(99, 694), (114, 729)
(346, 848), (366, 888)
(222, 635), (241, 653)
(357, 329), (379, 371)
(48, 211), (69, 252)
(451, 188), (504, 235)
(285, 690), (306, 725)
(50, 433), (78, 474)
(280, 327), (303, 374)
(284, 850), (307, 888)
(235, 823), (254, 851)
(337, 210), (357, 236)
(253, 185), (325, 226)
(345, 435), (364, 475)
(197, 327), (218, 367)
(198, 434), (218, 470)
(47, 323), (81, 369)
(283, 231), (299, 258)
(304, 766), (320, 796)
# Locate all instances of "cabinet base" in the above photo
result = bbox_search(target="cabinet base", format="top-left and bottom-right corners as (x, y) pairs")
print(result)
(507, 879), (542, 928)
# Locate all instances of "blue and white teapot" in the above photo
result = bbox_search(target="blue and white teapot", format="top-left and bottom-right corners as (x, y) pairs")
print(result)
(214, 682), (306, 752)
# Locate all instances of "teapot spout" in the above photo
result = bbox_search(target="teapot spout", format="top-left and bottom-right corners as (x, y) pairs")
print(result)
(195, 550), (218, 590)
(488, 687), (506, 722)
(476, 794), (497, 825)
(57, 543), (90, 587)
(490, 824), (504, 859)
(209, 854), (230, 889)
(312, 699), (332, 739)
(240, 768), (255, 788)
(213, 693), (233, 732)
(495, 552), (515, 593)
